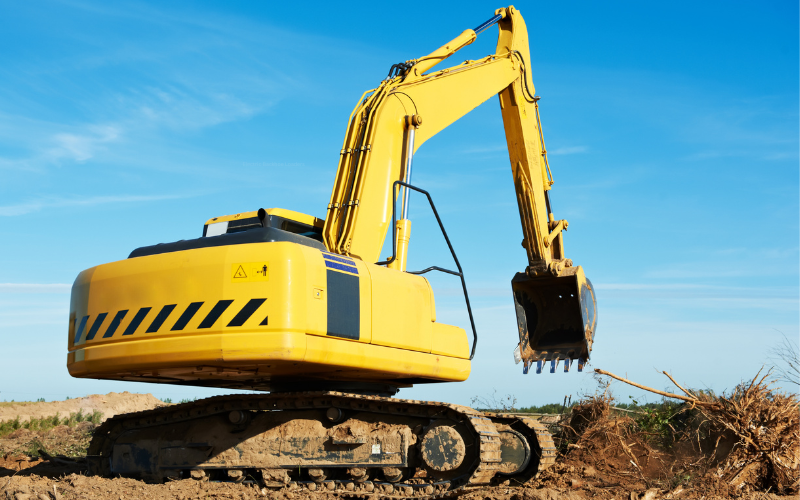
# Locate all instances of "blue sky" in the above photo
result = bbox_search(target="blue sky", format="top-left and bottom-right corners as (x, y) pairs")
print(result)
(0, 0), (797, 406)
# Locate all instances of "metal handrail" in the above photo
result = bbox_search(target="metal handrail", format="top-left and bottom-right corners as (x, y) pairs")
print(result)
(375, 181), (478, 360)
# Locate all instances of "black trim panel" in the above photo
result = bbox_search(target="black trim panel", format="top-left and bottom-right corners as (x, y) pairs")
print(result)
(129, 227), (325, 259)
(103, 310), (128, 338)
(326, 269), (360, 340)
(228, 298), (266, 327)
(123, 307), (151, 336)
(198, 300), (233, 329)
(171, 302), (204, 331)
(147, 304), (176, 333)
(85, 313), (108, 341)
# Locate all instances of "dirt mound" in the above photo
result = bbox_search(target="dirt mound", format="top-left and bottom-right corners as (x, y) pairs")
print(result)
(0, 392), (165, 423)
(557, 396), (675, 490)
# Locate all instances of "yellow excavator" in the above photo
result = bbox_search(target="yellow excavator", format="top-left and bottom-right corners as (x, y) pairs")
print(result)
(67, 6), (597, 496)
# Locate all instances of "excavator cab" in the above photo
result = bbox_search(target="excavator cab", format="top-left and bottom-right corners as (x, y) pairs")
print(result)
(511, 266), (596, 374)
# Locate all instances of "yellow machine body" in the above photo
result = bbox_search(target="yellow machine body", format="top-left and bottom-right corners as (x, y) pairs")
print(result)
(67, 5), (597, 392)
(68, 227), (470, 391)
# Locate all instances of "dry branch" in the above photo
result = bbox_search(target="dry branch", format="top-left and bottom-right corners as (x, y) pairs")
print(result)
(593, 369), (698, 403)
(593, 367), (799, 494)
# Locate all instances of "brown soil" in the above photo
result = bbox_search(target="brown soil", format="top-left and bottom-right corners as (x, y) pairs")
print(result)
(1, 467), (794, 500)
(0, 422), (94, 458)
(0, 392), (165, 423)
(0, 393), (796, 500)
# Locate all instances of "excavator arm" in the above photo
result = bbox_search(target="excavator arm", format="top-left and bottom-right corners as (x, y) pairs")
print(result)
(323, 6), (597, 374)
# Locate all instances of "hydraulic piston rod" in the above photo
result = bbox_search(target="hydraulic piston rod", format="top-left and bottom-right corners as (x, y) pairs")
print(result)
(473, 12), (504, 35)
(401, 116), (420, 219)
(390, 115), (422, 272)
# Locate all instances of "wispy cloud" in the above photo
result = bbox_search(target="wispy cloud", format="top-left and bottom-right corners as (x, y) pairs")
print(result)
(549, 146), (587, 155)
(0, 305), (69, 327)
(49, 125), (121, 162)
(597, 283), (712, 291)
(597, 282), (798, 312)
(120, 84), (265, 131)
(643, 261), (799, 279)
(0, 193), (193, 216)
(0, 284), (71, 293)
(453, 145), (588, 157)
(0, 1), (376, 176)
(461, 145), (506, 154)
(0, 114), (122, 171)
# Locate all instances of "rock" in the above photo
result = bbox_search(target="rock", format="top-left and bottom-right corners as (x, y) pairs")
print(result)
(642, 488), (660, 500)
(569, 478), (582, 488)
(666, 486), (685, 498)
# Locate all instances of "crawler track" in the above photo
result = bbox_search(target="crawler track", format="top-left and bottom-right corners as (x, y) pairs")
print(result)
(88, 392), (554, 498)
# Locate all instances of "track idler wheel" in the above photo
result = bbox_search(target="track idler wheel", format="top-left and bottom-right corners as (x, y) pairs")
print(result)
(489, 415), (557, 485)
(497, 429), (531, 475)
(420, 423), (467, 472)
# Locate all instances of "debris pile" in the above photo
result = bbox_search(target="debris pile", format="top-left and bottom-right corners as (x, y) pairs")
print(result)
(690, 372), (799, 493)
(558, 393), (673, 487)
(593, 368), (799, 495)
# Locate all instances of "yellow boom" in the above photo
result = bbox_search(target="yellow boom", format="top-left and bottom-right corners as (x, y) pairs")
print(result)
(323, 6), (596, 372)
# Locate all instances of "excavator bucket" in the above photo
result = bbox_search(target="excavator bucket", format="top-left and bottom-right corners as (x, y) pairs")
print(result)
(511, 266), (597, 374)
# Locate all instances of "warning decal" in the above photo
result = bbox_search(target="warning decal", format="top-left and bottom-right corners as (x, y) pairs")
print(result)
(231, 262), (269, 283)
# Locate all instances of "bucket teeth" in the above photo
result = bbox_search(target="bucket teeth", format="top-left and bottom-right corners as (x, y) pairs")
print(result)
(524, 357), (583, 375)
(510, 268), (597, 371)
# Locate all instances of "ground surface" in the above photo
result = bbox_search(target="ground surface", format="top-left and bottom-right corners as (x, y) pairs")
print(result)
(0, 393), (164, 424)
(0, 394), (794, 500)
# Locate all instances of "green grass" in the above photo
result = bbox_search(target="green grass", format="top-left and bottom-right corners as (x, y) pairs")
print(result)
(0, 409), (103, 438)
(517, 402), (579, 414)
